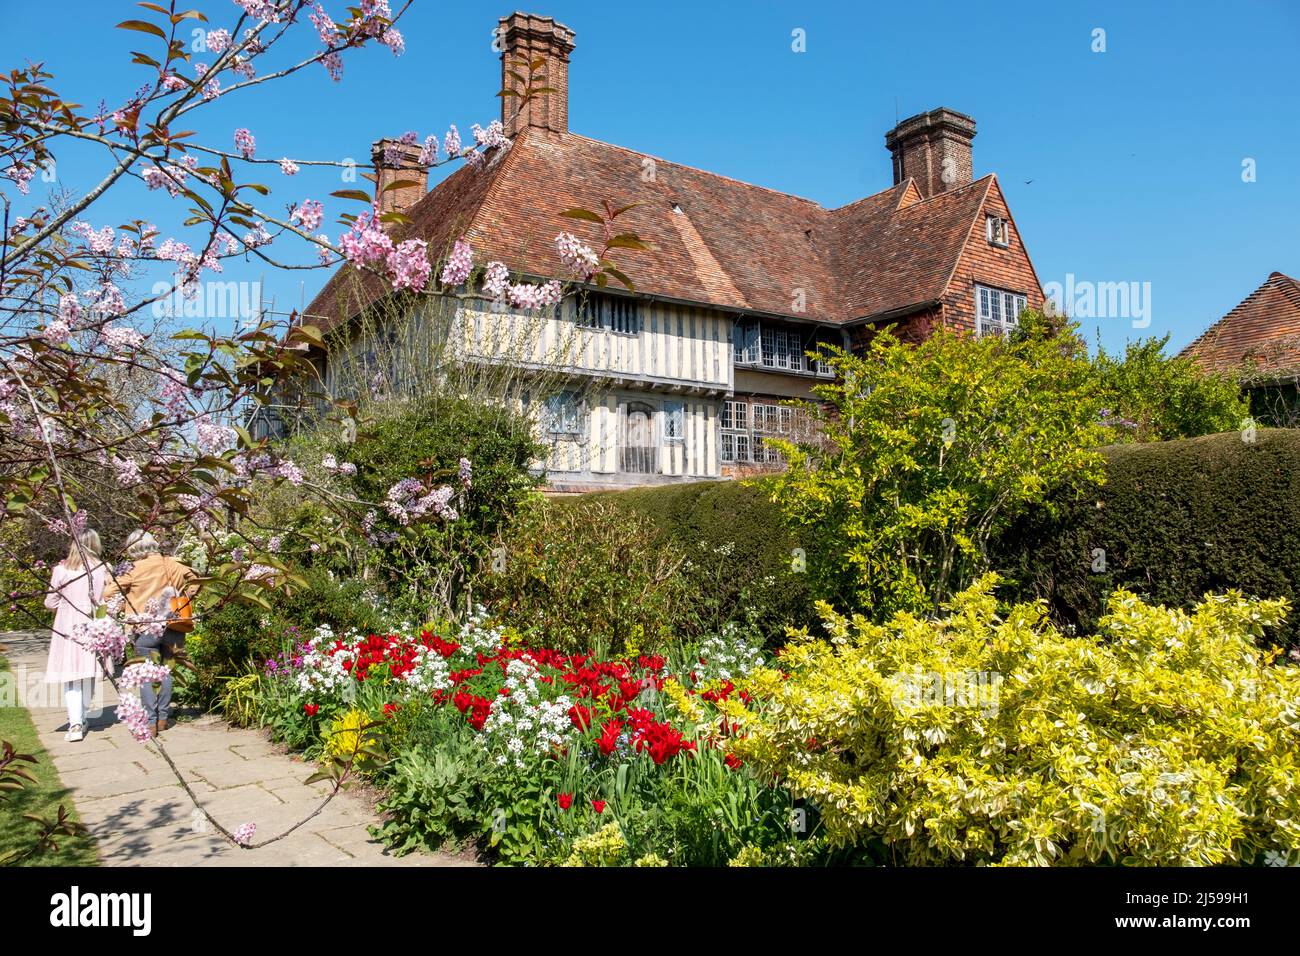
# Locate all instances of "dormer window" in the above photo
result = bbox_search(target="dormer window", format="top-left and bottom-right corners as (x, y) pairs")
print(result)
(576, 291), (640, 335)
(986, 215), (1010, 248)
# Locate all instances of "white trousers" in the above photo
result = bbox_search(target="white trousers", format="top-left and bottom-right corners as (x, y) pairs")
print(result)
(65, 678), (95, 727)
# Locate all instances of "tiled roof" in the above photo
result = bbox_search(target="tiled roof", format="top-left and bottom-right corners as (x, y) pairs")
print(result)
(1181, 272), (1300, 381)
(305, 128), (994, 332)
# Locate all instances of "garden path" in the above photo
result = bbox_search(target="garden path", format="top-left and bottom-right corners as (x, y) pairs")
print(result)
(1, 631), (475, 867)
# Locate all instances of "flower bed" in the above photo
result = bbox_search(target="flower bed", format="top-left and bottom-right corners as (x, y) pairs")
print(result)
(250, 613), (816, 866)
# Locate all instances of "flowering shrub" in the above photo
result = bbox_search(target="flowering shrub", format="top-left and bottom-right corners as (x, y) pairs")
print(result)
(734, 577), (1300, 866)
(252, 612), (801, 865)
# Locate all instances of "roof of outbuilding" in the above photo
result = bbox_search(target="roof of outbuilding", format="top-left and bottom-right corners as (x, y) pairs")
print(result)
(1181, 271), (1300, 380)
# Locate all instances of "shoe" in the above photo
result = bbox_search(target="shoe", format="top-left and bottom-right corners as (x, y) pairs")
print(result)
(67, 724), (85, 742)
(154, 719), (170, 735)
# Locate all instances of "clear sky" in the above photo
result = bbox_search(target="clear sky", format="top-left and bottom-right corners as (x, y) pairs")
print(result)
(4, 0), (1298, 353)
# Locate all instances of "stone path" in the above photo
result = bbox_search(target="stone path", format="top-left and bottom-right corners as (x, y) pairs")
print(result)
(1, 631), (474, 867)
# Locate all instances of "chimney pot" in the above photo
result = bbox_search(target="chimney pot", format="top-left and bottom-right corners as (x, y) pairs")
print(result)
(885, 108), (976, 199)
(499, 12), (575, 136)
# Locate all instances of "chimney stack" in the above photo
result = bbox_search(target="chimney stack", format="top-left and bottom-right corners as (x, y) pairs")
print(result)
(885, 108), (976, 199)
(370, 138), (428, 217)
(499, 12), (575, 137)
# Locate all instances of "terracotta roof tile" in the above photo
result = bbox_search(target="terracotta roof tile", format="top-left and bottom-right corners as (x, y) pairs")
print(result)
(1182, 272), (1300, 380)
(305, 129), (993, 332)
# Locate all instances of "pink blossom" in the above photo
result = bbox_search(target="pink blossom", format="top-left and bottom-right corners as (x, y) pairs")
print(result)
(161, 73), (187, 92)
(443, 126), (461, 160)
(234, 127), (256, 160)
(290, 199), (324, 232)
(88, 283), (127, 319)
(556, 232), (599, 279)
(440, 238), (473, 286)
(233, 822), (257, 846)
(112, 456), (142, 487)
(196, 416), (237, 454)
(43, 319), (71, 346)
(316, 234), (334, 265)
(120, 661), (171, 689)
(279, 158), (299, 175)
(380, 28), (404, 56)
(115, 692), (154, 743)
(321, 52), (344, 82)
(57, 293), (81, 325)
(205, 28), (232, 52)
(472, 120), (509, 150)
(338, 206), (392, 268)
(309, 3), (335, 45)
(418, 135), (438, 165)
(387, 238), (431, 292)
(483, 260), (509, 300)
(2, 164), (33, 194)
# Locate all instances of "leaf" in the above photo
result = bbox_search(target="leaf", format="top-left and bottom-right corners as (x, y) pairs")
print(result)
(603, 267), (635, 292)
(560, 208), (604, 224)
(331, 189), (374, 203)
(605, 233), (649, 251)
(116, 19), (168, 39)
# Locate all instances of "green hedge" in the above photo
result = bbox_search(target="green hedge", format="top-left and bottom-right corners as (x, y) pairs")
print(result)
(552, 479), (811, 647)
(994, 429), (1300, 649)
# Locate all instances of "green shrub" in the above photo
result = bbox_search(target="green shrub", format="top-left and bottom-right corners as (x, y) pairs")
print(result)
(737, 577), (1300, 866)
(551, 479), (812, 647)
(342, 393), (543, 618)
(771, 320), (1107, 619)
(483, 497), (690, 656)
(1092, 334), (1250, 442)
(994, 429), (1300, 650)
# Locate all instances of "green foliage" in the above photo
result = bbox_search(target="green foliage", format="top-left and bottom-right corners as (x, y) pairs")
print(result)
(1092, 334), (1249, 442)
(569, 479), (813, 646)
(737, 578), (1300, 866)
(180, 566), (387, 708)
(342, 394), (543, 617)
(995, 429), (1300, 650)
(0, 517), (45, 631)
(483, 497), (689, 657)
(770, 320), (1108, 619)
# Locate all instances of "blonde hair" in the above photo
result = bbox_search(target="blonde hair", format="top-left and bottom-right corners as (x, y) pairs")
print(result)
(123, 529), (161, 560)
(64, 529), (103, 571)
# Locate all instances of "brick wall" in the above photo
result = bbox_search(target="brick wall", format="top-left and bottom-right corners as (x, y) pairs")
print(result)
(939, 178), (1043, 333)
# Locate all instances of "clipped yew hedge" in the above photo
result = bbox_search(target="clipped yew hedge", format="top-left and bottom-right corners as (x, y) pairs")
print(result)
(993, 429), (1300, 650)
(551, 479), (811, 646)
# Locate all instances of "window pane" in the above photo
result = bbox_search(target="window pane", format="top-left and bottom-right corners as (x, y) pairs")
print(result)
(664, 401), (684, 440)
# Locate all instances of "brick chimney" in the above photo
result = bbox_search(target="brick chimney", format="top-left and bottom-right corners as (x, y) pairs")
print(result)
(885, 108), (977, 199)
(370, 138), (428, 216)
(499, 12), (575, 137)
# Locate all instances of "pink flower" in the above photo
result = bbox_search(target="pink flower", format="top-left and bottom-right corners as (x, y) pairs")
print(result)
(443, 126), (461, 160)
(556, 232), (599, 279)
(233, 822), (256, 846)
(234, 127), (256, 160)
(279, 158), (299, 176)
(43, 319), (71, 346)
(418, 135), (438, 165)
(115, 693), (153, 743)
(321, 52), (344, 82)
(290, 199), (324, 232)
(380, 28), (404, 56)
(387, 238), (431, 292)
(483, 260), (509, 300)
(205, 28), (232, 53)
(338, 206), (393, 268)
(439, 238), (472, 286)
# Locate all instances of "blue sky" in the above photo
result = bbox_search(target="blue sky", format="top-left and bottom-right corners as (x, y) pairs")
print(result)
(4, 0), (1298, 353)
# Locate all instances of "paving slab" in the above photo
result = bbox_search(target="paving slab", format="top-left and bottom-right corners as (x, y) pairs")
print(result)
(1, 631), (474, 867)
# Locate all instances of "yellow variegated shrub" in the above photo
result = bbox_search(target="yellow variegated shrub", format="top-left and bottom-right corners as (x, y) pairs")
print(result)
(735, 576), (1300, 866)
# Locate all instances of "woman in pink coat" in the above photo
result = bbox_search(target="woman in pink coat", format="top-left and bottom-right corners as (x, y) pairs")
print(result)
(43, 529), (107, 742)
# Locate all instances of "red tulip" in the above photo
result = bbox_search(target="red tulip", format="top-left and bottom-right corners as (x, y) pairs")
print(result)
(557, 792), (573, 811)
(591, 799), (606, 814)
